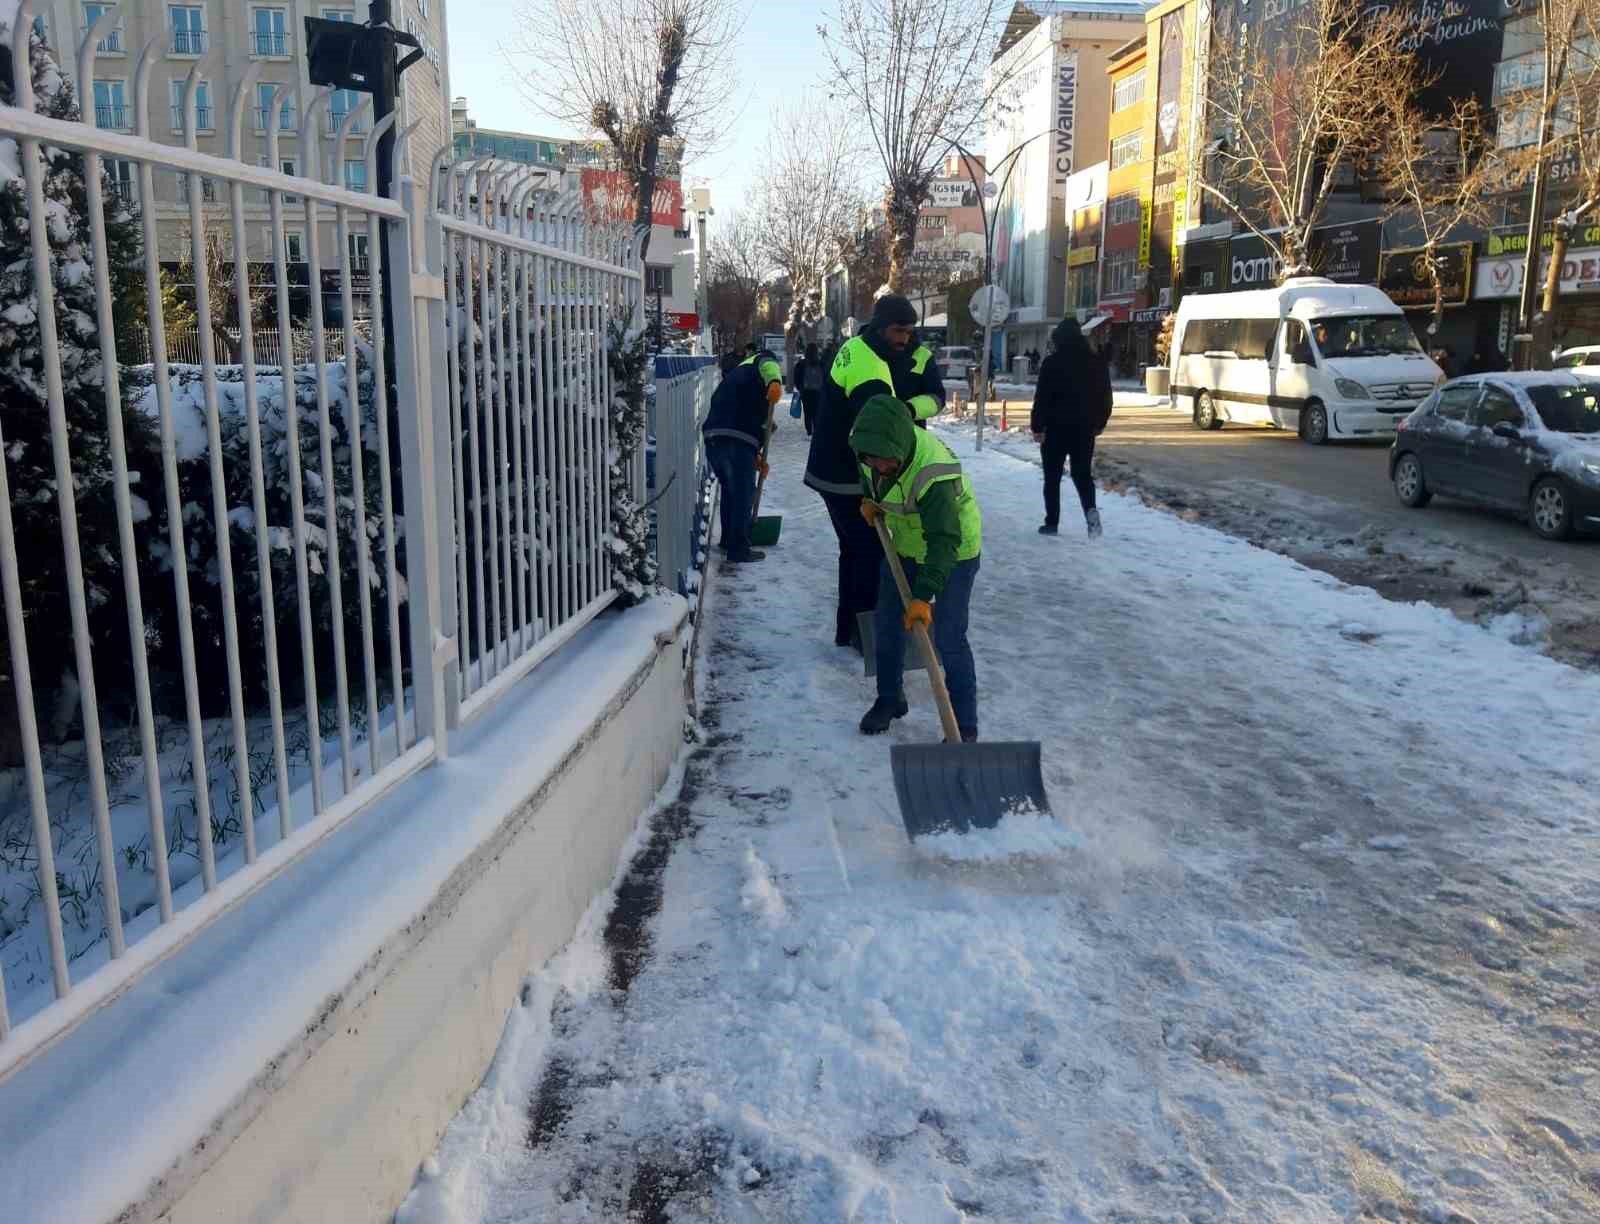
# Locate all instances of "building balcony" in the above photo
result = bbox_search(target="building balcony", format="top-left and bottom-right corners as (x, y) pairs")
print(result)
(94, 103), (130, 130)
(83, 25), (124, 54)
(250, 30), (292, 58)
(170, 28), (208, 56)
(327, 110), (368, 136)
(171, 104), (215, 133)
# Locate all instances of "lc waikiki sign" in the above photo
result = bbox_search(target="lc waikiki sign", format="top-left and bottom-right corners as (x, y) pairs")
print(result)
(1052, 50), (1079, 198)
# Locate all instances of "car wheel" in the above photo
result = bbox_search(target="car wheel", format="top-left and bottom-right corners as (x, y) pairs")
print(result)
(1303, 400), (1330, 446)
(1530, 477), (1574, 540)
(1392, 453), (1432, 508)
(1195, 391), (1221, 431)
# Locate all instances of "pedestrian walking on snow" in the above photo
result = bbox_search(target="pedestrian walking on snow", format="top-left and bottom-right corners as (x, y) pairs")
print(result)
(850, 395), (983, 742)
(793, 342), (825, 436)
(805, 295), (946, 651)
(1032, 317), (1112, 538)
(703, 348), (783, 563)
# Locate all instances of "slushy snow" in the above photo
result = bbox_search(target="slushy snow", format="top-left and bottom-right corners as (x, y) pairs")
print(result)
(401, 419), (1600, 1222)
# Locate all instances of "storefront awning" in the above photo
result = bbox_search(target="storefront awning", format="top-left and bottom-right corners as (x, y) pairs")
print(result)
(1081, 313), (1112, 334)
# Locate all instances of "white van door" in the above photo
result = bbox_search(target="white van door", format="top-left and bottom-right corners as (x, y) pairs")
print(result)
(1273, 319), (1316, 432)
(1216, 318), (1274, 426)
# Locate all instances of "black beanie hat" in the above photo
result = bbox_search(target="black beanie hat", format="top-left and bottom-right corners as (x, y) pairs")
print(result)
(871, 294), (919, 327)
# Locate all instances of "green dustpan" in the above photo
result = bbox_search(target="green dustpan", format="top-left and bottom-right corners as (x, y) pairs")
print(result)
(749, 514), (783, 547)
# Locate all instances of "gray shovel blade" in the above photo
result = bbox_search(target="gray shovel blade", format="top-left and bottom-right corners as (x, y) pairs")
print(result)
(890, 741), (1050, 839)
(858, 611), (930, 679)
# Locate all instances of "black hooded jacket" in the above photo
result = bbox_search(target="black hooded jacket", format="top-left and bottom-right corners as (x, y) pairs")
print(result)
(1031, 334), (1112, 442)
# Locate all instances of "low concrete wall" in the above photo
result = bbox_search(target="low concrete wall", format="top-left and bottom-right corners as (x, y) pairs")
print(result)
(167, 608), (688, 1224)
(0, 599), (688, 1224)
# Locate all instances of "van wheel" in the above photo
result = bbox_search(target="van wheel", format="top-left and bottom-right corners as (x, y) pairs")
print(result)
(1303, 400), (1330, 446)
(1195, 391), (1222, 431)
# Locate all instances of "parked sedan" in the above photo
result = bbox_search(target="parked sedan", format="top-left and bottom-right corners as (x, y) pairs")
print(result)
(1389, 372), (1600, 540)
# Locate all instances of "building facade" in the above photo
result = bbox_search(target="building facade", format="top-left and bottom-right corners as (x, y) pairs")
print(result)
(986, 0), (1151, 361)
(39, 0), (450, 324)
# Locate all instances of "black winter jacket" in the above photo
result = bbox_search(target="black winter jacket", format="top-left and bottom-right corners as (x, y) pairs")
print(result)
(1031, 345), (1112, 441)
(703, 357), (777, 450)
(803, 327), (945, 496)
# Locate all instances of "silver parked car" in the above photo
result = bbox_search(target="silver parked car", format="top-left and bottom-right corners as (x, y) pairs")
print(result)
(1390, 371), (1600, 540)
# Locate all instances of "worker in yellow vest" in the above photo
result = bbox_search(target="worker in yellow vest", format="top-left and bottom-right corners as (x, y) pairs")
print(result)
(804, 296), (946, 651)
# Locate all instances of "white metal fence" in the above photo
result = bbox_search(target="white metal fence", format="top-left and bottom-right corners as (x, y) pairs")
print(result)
(0, 6), (645, 1067)
(648, 357), (719, 596)
(122, 321), (375, 367)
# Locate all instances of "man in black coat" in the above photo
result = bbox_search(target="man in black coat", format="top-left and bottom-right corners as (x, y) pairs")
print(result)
(1031, 318), (1112, 538)
(805, 295), (945, 648)
(792, 342), (825, 436)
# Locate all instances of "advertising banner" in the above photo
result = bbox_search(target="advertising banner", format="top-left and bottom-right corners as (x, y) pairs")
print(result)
(580, 169), (683, 227)
(1473, 247), (1600, 299)
(924, 179), (979, 210)
(1377, 243), (1475, 308)
(1052, 49), (1079, 201)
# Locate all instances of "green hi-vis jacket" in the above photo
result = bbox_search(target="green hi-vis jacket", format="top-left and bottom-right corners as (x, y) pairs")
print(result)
(832, 335), (942, 422)
(849, 395), (981, 601)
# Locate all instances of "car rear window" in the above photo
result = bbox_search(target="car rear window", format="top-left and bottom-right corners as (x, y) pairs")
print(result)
(1528, 382), (1600, 432)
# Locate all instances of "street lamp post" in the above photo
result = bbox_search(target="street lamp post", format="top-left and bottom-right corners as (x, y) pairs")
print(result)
(948, 130), (1054, 450)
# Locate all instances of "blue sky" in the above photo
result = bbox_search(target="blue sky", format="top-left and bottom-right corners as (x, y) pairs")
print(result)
(445, 1), (839, 234)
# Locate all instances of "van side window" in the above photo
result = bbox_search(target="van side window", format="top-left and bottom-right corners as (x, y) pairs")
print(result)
(1285, 321), (1315, 366)
(1236, 319), (1277, 359)
(1180, 319), (1210, 355)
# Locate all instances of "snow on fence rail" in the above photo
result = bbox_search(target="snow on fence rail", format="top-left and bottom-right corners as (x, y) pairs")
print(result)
(0, 7), (644, 1066)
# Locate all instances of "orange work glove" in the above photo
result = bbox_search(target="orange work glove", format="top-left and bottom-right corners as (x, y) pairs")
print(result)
(859, 499), (881, 526)
(766, 381), (783, 407)
(903, 599), (933, 632)
(755, 455), (769, 478)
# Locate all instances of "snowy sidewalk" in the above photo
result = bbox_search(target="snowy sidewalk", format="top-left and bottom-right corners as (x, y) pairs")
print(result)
(402, 420), (1600, 1223)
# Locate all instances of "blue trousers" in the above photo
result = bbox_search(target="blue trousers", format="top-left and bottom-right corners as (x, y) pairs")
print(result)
(706, 437), (757, 559)
(875, 554), (980, 732)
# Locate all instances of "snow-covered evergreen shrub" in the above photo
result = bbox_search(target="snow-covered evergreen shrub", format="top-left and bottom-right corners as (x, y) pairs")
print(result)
(607, 316), (655, 602)
(0, 21), (163, 738)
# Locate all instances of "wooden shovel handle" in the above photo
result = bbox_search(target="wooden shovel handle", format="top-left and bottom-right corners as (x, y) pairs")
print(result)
(750, 406), (775, 523)
(870, 513), (964, 743)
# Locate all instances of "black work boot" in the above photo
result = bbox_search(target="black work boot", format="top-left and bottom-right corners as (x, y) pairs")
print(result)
(725, 550), (766, 564)
(859, 695), (909, 735)
(1038, 523), (1058, 535)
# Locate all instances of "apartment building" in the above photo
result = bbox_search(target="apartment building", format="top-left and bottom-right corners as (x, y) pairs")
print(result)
(35, 0), (449, 321)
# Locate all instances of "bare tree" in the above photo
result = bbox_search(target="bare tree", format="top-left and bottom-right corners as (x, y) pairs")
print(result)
(174, 227), (270, 362)
(756, 96), (866, 358)
(1494, 0), (1600, 362)
(704, 208), (768, 351)
(510, 0), (743, 260)
(1202, 0), (1415, 278)
(1371, 92), (1496, 333)
(820, 0), (1009, 292)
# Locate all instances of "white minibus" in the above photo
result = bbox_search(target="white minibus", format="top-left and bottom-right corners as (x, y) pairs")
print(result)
(1169, 278), (1444, 444)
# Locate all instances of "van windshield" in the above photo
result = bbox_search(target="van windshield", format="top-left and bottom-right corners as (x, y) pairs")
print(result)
(1310, 315), (1424, 359)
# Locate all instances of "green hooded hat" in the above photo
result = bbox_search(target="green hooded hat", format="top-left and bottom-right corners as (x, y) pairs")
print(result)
(848, 394), (917, 468)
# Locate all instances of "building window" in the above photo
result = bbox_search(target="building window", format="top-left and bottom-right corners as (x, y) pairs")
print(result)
(349, 232), (370, 272)
(321, 6), (355, 20)
(169, 5), (205, 55)
(105, 158), (135, 205)
(83, 2), (122, 53)
(259, 156), (300, 203)
(284, 230), (306, 264)
(251, 7), (289, 57)
(1112, 69), (1146, 113)
(92, 78), (129, 130)
(328, 87), (366, 134)
(1106, 192), (1140, 227)
(344, 159), (367, 192)
(645, 264), (673, 296)
(178, 174), (218, 204)
(1110, 131), (1144, 170)
(1103, 248), (1139, 296)
(417, 0), (428, 18)
(254, 82), (296, 131)
(170, 79), (213, 132)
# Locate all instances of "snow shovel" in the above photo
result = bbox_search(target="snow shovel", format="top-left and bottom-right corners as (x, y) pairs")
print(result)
(749, 408), (783, 547)
(870, 515), (1051, 839)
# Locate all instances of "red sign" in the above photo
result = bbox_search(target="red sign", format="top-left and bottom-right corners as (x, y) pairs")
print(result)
(580, 169), (684, 227)
(666, 312), (699, 331)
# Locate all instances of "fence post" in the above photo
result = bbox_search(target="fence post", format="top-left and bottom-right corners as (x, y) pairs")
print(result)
(388, 173), (457, 756)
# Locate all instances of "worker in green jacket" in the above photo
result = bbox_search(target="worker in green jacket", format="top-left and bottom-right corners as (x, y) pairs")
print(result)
(850, 394), (982, 742)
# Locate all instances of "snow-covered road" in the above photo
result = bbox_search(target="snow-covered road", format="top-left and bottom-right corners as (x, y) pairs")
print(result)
(401, 421), (1600, 1223)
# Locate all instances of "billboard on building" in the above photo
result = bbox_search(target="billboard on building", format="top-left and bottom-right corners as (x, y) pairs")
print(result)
(580, 169), (684, 227)
(925, 179), (980, 209)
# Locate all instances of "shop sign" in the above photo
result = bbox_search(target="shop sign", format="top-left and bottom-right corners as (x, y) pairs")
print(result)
(1378, 243), (1474, 308)
(1473, 247), (1600, 300)
(1067, 245), (1098, 267)
(924, 179), (978, 210)
(1484, 223), (1600, 257)
(1226, 219), (1380, 289)
(1138, 198), (1153, 267)
(1132, 306), (1170, 323)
